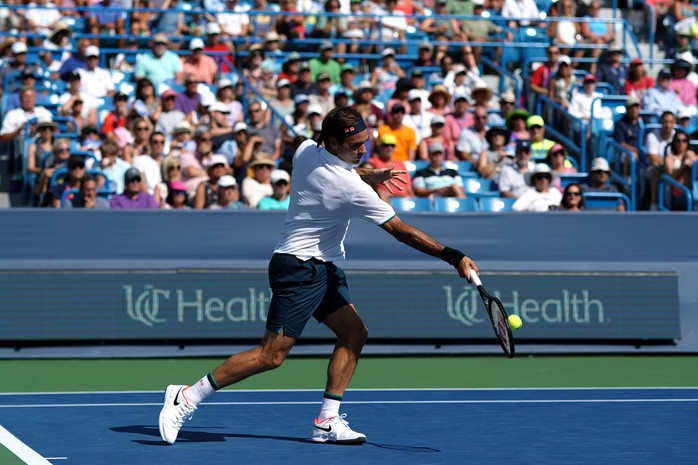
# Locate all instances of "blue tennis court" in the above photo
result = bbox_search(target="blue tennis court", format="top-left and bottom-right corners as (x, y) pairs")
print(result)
(1, 388), (696, 465)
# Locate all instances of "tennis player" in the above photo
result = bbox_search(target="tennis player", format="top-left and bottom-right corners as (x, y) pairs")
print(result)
(158, 107), (479, 445)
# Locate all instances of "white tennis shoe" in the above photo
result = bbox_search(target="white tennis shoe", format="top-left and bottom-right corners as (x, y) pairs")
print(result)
(311, 414), (367, 444)
(158, 385), (197, 444)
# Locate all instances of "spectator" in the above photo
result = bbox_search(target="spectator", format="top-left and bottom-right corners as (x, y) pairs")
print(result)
(420, 0), (465, 63)
(35, 138), (72, 201)
(413, 142), (466, 198)
(312, 3), (348, 60)
(110, 168), (159, 209)
(25, 0), (62, 37)
(470, 83), (495, 112)
(512, 163), (562, 211)
(664, 129), (696, 202)
(134, 34), (184, 87)
(100, 139), (131, 195)
(26, 117), (58, 178)
(613, 97), (642, 164)
(462, 0), (503, 65)
(232, 131), (264, 185)
(248, 0), (277, 39)
(290, 61), (316, 98)
(580, 0), (614, 74)
(499, 140), (535, 198)
(527, 115), (555, 161)
(581, 157), (625, 211)
(643, 68), (683, 115)
(545, 143), (577, 192)
(332, 65), (357, 98)
(42, 22), (72, 71)
(87, 0), (126, 43)
(210, 175), (244, 209)
(309, 72), (335, 117)
(78, 46), (115, 100)
(477, 126), (513, 181)
(101, 92), (130, 148)
(6, 65), (43, 111)
(407, 69), (430, 105)
(502, 0), (541, 30)
(241, 155), (274, 208)
(203, 23), (235, 74)
(625, 59), (655, 103)
(209, 102), (234, 148)
(258, 169), (292, 210)
(559, 183), (585, 211)
(217, 0), (252, 39)
(443, 64), (470, 102)
(306, 105), (325, 141)
(377, 103), (417, 162)
(278, 52), (301, 84)
(419, 115), (454, 161)
(386, 77), (414, 115)
(58, 72), (98, 133)
(443, 93), (473, 147)
(370, 48), (405, 95)
(596, 46), (627, 95)
(124, 116), (153, 162)
(456, 105), (489, 162)
(370, 0), (407, 49)
(132, 129), (165, 196)
(568, 74), (604, 122)
(506, 108), (530, 146)
(548, 55), (576, 110)
(665, 28), (695, 62)
(403, 89), (434, 146)
(547, 0), (581, 58)
(153, 0), (186, 36)
(413, 41), (435, 68)
(130, 0), (152, 36)
(343, 0), (369, 57)
(63, 174), (110, 209)
(153, 89), (185, 142)
(0, 86), (52, 145)
(216, 79), (243, 126)
(193, 154), (229, 208)
(168, 121), (194, 155)
(669, 56), (698, 107)
(163, 180), (190, 209)
(368, 134), (414, 201)
(427, 84), (452, 117)
(529, 45), (560, 103)
(246, 100), (282, 159)
(57, 38), (90, 80)
(276, 0), (306, 41)
(132, 78), (161, 125)
(176, 76), (204, 120)
(181, 38), (218, 85)
(48, 155), (86, 208)
(352, 81), (383, 134)
(181, 128), (215, 192)
(490, 91), (516, 126)
(0, 42), (29, 95)
(644, 111), (676, 209)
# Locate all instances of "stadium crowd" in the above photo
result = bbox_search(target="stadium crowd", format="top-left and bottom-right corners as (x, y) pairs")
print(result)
(0, 0), (696, 211)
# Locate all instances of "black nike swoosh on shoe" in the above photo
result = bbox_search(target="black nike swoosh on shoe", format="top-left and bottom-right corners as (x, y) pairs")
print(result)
(173, 388), (184, 406)
(314, 425), (332, 432)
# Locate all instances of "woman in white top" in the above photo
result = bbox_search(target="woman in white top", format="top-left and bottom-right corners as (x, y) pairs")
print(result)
(512, 163), (563, 211)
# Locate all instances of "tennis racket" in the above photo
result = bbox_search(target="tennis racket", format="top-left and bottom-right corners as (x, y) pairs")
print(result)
(470, 270), (515, 358)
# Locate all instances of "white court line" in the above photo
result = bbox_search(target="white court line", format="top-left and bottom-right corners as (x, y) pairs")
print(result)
(0, 387), (696, 396)
(0, 425), (53, 465)
(1, 398), (698, 409)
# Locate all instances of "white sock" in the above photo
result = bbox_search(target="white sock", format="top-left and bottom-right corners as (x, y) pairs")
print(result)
(182, 373), (218, 407)
(318, 395), (341, 421)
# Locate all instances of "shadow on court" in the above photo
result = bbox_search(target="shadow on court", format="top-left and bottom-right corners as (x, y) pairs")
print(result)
(110, 425), (440, 452)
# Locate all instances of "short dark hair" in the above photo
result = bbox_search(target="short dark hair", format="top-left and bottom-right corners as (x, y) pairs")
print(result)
(317, 106), (364, 146)
(149, 130), (165, 143)
(80, 174), (97, 191)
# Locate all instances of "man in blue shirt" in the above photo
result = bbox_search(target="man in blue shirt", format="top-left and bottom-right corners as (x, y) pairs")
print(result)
(134, 34), (183, 86)
(87, 0), (126, 39)
(642, 68), (682, 115)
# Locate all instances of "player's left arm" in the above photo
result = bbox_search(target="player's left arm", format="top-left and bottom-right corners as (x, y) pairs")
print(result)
(356, 165), (407, 194)
(380, 215), (478, 280)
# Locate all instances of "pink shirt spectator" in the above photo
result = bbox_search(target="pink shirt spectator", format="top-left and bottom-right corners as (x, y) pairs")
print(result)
(443, 113), (474, 147)
(668, 79), (698, 107)
(180, 151), (209, 192)
(181, 55), (218, 85)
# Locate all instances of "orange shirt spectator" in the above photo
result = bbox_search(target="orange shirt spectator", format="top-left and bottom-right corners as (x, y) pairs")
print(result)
(181, 38), (219, 85)
(377, 125), (417, 162)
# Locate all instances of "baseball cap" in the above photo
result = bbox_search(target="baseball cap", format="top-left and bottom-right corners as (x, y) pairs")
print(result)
(428, 142), (445, 153)
(153, 33), (169, 44)
(316, 72), (331, 82)
(419, 41), (433, 51)
(21, 67), (38, 79)
(124, 167), (142, 183)
(68, 155), (85, 170)
(206, 22), (222, 35)
(558, 55), (571, 65)
(677, 107), (693, 120)
(626, 96), (641, 107)
(658, 68), (672, 79)
(233, 121), (248, 133)
(307, 104), (323, 116)
(590, 157), (611, 172)
(381, 48), (396, 58)
(173, 121), (192, 134)
(390, 103), (406, 113)
(218, 78), (234, 89)
(526, 115), (545, 128)
(161, 88), (177, 98)
(189, 38), (205, 50)
(208, 154), (229, 168)
(209, 101), (231, 113)
(500, 91), (516, 104)
(169, 181), (188, 193)
(431, 114), (446, 125)
(265, 31), (280, 42)
(11, 42), (27, 54)
(630, 58), (643, 66)
(549, 143), (565, 155)
(294, 94), (310, 105)
(319, 40), (334, 52)
(407, 89), (422, 101)
(583, 74), (597, 83)
(276, 78), (291, 88)
(271, 169), (290, 184)
(86, 45), (100, 57)
(516, 139), (532, 152)
(379, 134), (398, 145)
(217, 175), (237, 188)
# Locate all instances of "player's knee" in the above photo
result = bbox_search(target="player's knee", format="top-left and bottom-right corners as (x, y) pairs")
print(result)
(353, 324), (369, 346)
(259, 350), (287, 371)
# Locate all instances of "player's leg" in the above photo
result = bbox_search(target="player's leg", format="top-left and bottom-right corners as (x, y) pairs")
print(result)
(322, 303), (368, 398)
(158, 331), (297, 444)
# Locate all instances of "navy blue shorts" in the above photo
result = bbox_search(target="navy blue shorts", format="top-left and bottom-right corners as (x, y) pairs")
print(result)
(265, 253), (351, 338)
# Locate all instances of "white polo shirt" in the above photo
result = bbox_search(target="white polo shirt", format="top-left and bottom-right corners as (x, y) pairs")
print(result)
(79, 66), (115, 99)
(274, 139), (395, 262)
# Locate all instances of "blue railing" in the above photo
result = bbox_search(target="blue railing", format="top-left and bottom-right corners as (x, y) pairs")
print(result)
(535, 95), (588, 170)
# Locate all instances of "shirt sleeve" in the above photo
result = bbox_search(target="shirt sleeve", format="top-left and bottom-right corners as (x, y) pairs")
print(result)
(345, 173), (395, 225)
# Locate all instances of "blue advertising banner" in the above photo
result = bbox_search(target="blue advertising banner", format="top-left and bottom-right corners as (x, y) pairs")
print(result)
(0, 270), (680, 341)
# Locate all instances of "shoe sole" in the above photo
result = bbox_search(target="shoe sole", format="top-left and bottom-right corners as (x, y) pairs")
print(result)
(311, 436), (367, 444)
(158, 386), (179, 444)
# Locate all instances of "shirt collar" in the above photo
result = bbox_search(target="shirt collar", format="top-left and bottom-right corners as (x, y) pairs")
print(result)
(319, 144), (354, 170)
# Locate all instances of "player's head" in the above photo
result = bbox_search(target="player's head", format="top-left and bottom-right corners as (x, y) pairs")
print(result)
(318, 107), (368, 165)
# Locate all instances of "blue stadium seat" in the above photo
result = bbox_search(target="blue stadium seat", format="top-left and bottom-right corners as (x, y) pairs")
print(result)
(558, 173), (588, 188)
(433, 197), (478, 213)
(582, 192), (631, 211)
(479, 197), (516, 212)
(390, 197), (432, 212)
(405, 160), (429, 178)
(462, 177), (498, 198)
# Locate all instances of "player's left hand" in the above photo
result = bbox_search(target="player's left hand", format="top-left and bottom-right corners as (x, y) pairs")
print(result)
(364, 165), (407, 194)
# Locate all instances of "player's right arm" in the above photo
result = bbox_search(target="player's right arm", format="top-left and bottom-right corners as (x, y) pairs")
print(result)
(380, 215), (478, 281)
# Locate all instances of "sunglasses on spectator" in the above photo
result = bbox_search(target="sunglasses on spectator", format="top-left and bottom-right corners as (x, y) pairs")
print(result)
(275, 180), (289, 186)
(676, 138), (689, 143)
(198, 137), (213, 142)
(552, 150), (565, 156)
(249, 109), (262, 113)
(151, 139), (165, 144)
(566, 191), (581, 196)
(168, 165), (182, 170)
(154, 42), (167, 46)
(136, 126), (149, 131)
(71, 164), (85, 170)
(58, 147), (70, 153)
(254, 165), (272, 170)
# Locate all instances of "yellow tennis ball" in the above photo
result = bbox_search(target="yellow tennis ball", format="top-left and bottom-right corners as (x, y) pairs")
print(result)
(508, 315), (522, 330)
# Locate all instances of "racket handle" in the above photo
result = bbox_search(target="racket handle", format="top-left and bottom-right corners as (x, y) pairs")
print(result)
(469, 269), (482, 286)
